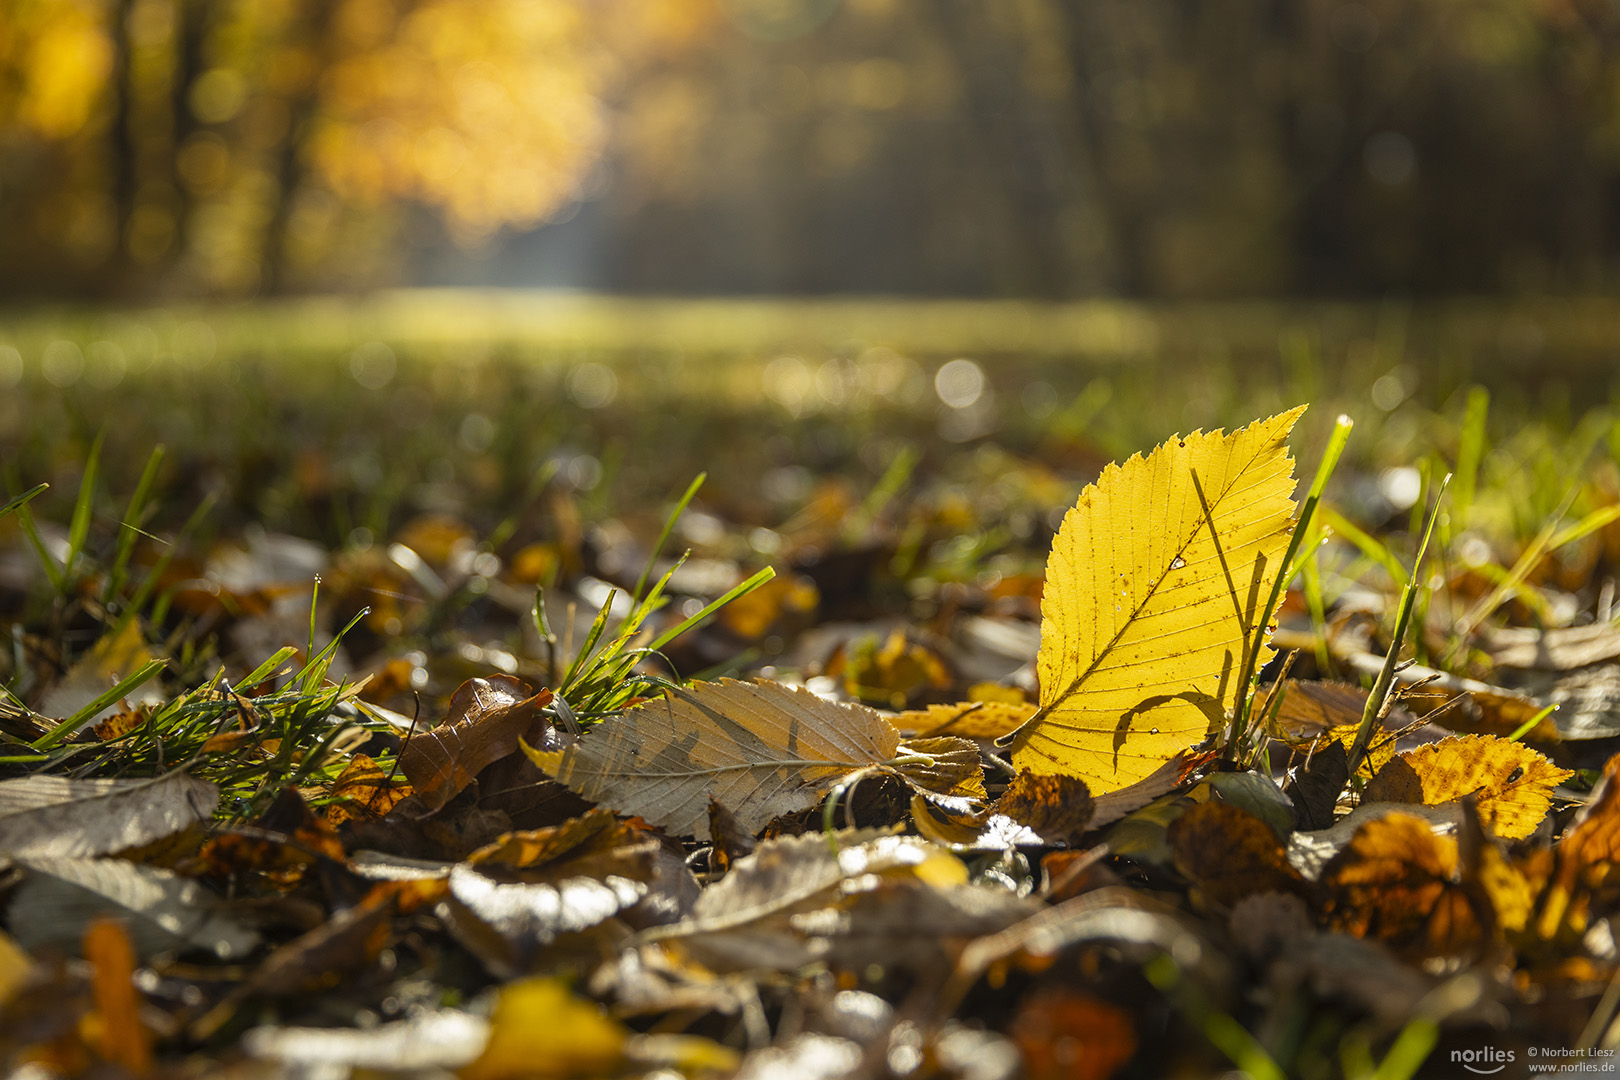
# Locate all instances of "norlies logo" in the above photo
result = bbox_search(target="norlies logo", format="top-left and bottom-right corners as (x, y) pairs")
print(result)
(1452, 1047), (1515, 1074)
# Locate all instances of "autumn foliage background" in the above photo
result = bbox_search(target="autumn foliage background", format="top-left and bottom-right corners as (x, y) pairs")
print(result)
(7, 0), (1620, 300)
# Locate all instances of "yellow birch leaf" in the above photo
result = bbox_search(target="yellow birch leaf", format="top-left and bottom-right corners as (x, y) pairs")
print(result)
(1362, 734), (1572, 840)
(1011, 408), (1306, 793)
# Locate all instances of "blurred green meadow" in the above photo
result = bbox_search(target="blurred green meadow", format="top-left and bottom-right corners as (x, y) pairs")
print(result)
(5, 292), (1617, 550)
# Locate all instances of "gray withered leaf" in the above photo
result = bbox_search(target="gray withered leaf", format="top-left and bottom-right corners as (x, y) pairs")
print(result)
(523, 678), (908, 836)
(0, 771), (218, 859)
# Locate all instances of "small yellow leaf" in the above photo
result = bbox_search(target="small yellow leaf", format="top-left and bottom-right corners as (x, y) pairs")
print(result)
(1013, 408), (1305, 793)
(459, 977), (626, 1080)
(1362, 735), (1572, 840)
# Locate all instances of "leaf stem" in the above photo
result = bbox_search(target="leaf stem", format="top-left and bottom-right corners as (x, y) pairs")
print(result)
(1346, 473), (1449, 778)
(1231, 412), (1352, 757)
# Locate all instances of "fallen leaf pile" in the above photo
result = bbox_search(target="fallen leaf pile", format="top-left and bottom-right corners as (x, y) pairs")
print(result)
(3, 406), (1620, 1078)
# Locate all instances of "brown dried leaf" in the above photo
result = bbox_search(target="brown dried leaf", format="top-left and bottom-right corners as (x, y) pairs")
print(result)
(399, 675), (557, 812)
(707, 798), (757, 872)
(523, 678), (903, 837)
(1281, 738), (1349, 831)
(1362, 735), (1571, 839)
(994, 770), (1094, 845)
(464, 808), (623, 871)
(1258, 680), (1403, 779)
(1534, 752), (1620, 941)
(1090, 753), (1192, 829)
(1481, 622), (1620, 671)
(1319, 812), (1488, 958)
(92, 705), (148, 742)
(10, 856), (259, 960)
(892, 735), (988, 809)
(1168, 801), (1306, 909)
(325, 753), (413, 826)
(646, 830), (970, 972)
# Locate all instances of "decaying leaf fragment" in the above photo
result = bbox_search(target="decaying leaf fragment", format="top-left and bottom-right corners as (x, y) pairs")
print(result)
(443, 810), (698, 975)
(1012, 408), (1305, 793)
(324, 753), (413, 826)
(1168, 800), (1307, 909)
(524, 678), (978, 836)
(1362, 734), (1571, 840)
(995, 770), (1095, 844)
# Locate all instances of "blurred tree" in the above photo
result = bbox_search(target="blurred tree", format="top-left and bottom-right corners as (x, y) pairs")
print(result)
(0, 0), (618, 295)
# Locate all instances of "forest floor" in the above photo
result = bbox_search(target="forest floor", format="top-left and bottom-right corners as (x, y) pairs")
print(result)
(2, 297), (1620, 1079)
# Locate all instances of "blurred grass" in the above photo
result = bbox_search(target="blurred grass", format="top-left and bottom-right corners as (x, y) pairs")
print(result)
(2, 292), (1616, 550)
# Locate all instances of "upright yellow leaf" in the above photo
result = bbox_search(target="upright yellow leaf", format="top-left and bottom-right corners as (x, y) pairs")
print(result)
(1012, 407), (1305, 792)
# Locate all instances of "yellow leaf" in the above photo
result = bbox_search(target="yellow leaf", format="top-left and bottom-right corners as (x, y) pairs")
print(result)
(1012, 408), (1306, 792)
(459, 977), (625, 1080)
(1362, 734), (1572, 840)
(896, 700), (1037, 739)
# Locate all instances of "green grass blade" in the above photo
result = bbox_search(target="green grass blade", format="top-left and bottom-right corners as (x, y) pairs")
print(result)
(1320, 507), (1408, 587)
(126, 490), (219, 618)
(299, 606), (369, 695)
(0, 482), (48, 521)
(1452, 484), (1583, 645)
(1508, 702), (1559, 743)
(647, 565), (776, 653)
(843, 444), (918, 543)
(63, 432), (103, 583)
(106, 445), (165, 606)
(237, 645), (299, 692)
(15, 505), (65, 594)
(560, 590), (618, 694)
(1347, 474), (1450, 777)
(634, 472), (705, 603)
(31, 658), (168, 750)
(1550, 504), (1620, 550)
(1453, 387), (1489, 524)
(1233, 413), (1352, 746)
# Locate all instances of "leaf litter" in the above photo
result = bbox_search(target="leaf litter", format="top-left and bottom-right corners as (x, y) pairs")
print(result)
(4, 405), (1620, 1077)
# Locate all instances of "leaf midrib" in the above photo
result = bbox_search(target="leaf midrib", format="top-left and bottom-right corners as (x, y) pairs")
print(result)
(1042, 436), (1279, 715)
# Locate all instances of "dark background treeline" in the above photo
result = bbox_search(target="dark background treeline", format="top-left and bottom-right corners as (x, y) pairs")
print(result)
(3, 0), (1618, 300)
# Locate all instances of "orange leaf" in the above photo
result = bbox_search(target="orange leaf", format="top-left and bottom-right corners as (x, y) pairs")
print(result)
(1320, 812), (1488, 958)
(84, 918), (151, 1075)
